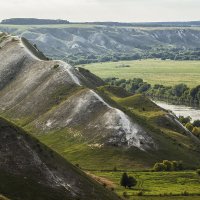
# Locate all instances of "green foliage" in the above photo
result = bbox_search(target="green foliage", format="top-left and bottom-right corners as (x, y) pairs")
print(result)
(127, 176), (137, 189)
(163, 160), (173, 171)
(153, 160), (183, 172)
(120, 173), (137, 189)
(192, 127), (200, 138)
(193, 120), (200, 127)
(196, 169), (200, 175)
(185, 123), (194, 132)
(103, 76), (200, 107)
(93, 170), (200, 198)
(178, 116), (191, 125)
(120, 173), (129, 188)
(153, 163), (166, 172)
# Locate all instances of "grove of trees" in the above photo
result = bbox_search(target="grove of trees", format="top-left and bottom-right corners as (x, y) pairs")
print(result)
(120, 173), (137, 189)
(153, 160), (183, 172)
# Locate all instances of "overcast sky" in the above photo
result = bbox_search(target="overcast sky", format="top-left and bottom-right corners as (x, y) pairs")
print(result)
(0, 0), (200, 22)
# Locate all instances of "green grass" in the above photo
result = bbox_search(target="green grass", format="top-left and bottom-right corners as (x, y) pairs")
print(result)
(81, 59), (200, 87)
(91, 171), (200, 199)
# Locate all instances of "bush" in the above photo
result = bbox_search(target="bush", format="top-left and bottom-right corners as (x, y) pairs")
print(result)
(193, 120), (200, 127)
(153, 160), (183, 171)
(163, 160), (173, 171)
(192, 127), (200, 138)
(185, 123), (194, 132)
(127, 176), (137, 188)
(120, 173), (129, 188)
(120, 173), (137, 188)
(153, 163), (166, 171)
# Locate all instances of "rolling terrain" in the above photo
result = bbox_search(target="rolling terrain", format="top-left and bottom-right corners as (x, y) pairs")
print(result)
(1, 24), (200, 64)
(0, 33), (200, 173)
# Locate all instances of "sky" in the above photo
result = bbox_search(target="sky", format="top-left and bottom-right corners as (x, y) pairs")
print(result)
(0, 0), (200, 22)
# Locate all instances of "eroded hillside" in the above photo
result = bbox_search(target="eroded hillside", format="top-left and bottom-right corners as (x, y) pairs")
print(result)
(0, 117), (120, 200)
(1, 25), (200, 63)
(0, 33), (200, 170)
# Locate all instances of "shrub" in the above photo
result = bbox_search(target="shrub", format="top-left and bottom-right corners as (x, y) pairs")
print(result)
(127, 176), (137, 188)
(185, 123), (194, 132)
(193, 120), (200, 127)
(120, 173), (129, 188)
(163, 160), (173, 171)
(120, 173), (137, 188)
(192, 127), (200, 138)
(153, 163), (166, 171)
(153, 160), (183, 171)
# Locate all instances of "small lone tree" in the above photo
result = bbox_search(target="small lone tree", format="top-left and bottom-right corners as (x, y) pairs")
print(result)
(120, 172), (129, 188)
(127, 176), (137, 189)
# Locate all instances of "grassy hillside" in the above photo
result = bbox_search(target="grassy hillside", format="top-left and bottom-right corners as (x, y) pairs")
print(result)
(34, 86), (200, 171)
(1, 35), (200, 174)
(0, 117), (119, 200)
(90, 170), (200, 199)
(81, 59), (200, 87)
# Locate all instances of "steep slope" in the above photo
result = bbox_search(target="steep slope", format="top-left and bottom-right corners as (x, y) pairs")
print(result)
(0, 117), (119, 200)
(0, 34), (200, 170)
(0, 34), (154, 151)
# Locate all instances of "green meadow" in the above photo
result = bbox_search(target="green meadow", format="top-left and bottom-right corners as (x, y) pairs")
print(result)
(80, 59), (200, 88)
(90, 171), (200, 199)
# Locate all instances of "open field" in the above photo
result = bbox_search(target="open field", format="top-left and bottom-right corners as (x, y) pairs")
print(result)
(81, 59), (200, 87)
(90, 171), (200, 199)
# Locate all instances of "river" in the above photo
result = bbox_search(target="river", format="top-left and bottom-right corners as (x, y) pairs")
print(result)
(153, 100), (200, 122)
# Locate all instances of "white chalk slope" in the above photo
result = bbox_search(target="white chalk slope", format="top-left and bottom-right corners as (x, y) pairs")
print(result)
(0, 34), (154, 150)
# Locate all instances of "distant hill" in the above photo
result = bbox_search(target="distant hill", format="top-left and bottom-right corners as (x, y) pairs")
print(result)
(1, 24), (200, 64)
(86, 21), (200, 27)
(1, 18), (69, 25)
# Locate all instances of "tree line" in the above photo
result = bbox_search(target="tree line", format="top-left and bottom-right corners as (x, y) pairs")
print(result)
(104, 78), (200, 106)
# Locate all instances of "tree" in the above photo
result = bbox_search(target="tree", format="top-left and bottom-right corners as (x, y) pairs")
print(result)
(192, 127), (200, 138)
(153, 163), (166, 171)
(120, 173), (129, 188)
(172, 161), (178, 171)
(127, 176), (137, 189)
(193, 120), (200, 127)
(172, 84), (188, 97)
(178, 116), (191, 125)
(185, 123), (194, 132)
(163, 160), (173, 171)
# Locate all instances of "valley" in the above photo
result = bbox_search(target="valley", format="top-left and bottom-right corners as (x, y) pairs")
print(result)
(0, 30), (200, 200)
(81, 59), (200, 88)
(1, 24), (200, 65)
